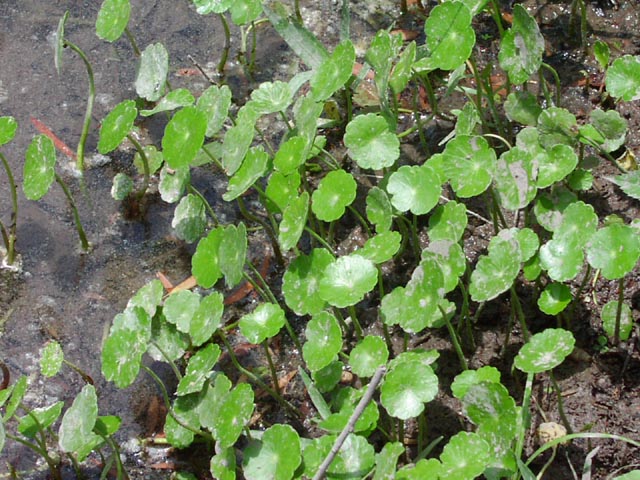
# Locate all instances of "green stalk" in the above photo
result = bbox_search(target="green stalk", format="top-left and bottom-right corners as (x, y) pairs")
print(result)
(439, 305), (468, 371)
(126, 134), (150, 199)
(217, 13), (231, 75)
(124, 27), (141, 56)
(512, 371), (534, 478)
(541, 63), (562, 107)
(614, 276), (624, 345)
(6, 433), (62, 480)
(348, 305), (363, 340)
(54, 172), (90, 252)
(510, 285), (530, 342)
(62, 40), (94, 174)
(550, 370), (573, 434)
(187, 184), (219, 226)
(340, 0), (350, 42)
(0, 152), (18, 264)
(489, 0), (506, 39)
(263, 341), (281, 395)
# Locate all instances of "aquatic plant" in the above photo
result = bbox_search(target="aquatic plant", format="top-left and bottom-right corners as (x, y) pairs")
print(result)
(0, 117), (20, 269)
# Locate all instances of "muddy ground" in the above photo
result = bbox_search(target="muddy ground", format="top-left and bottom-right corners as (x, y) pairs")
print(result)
(0, 0), (639, 479)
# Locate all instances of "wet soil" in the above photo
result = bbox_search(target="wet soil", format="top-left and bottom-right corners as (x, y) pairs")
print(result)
(0, 1), (639, 479)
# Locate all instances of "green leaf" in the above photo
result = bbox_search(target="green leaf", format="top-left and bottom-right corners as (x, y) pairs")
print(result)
(536, 144), (578, 188)
(374, 442), (405, 480)
(5, 376), (27, 420)
(266, 171), (300, 213)
(197, 84), (232, 137)
(244, 424), (301, 480)
(192, 228), (224, 288)
(229, 0), (262, 25)
(23, 135), (56, 200)
(319, 255), (378, 308)
(210, 446), (236, 480)
(191, 292), (224, 346)
(111, 172), (133, 201)
(423, 242), (466, 293)
(424, 1), (475, 71)
(96, 0), (130, 42)
(357, 231), (401, 264)
(219, 223), (247, 288)
(504, 91), (542, 126)
(311, 170), (357, 222)
(381, 360), (438, 420)
(462, 381), (517, 427)
(601, 301), (634, 342)
(101, 306), (151, 387)
(191, 0), (233, 14)
(514, 328), (575, 373)
(223, 146), (269, 201)
(319, 388), (379, 434)
(387, 164), (440, 215)
(172, 194), (206, 243)
(0, 116), (18, 145)
(159, 165), (189, 203)
(58, 385), (99, 458)
(582, 108), (627, 153)
(177, 343), (221, 396)
(163, 106), (207, 169)
(539, 237), (584, 282)
(586, 224), (640, 279)
(222, 107), (257, 175)
(133, 145), (163, 175)
(537, 107), (578, 148)
(428, 201), (467, 243)
(54, 12), (67, 74)
(18, 402), (64, 438)
(390, 41), (416, 94)
(135, 42), (169, 102)
(273, 136), (307, 175)
(344, 113), (400, 169)
(538, 283), (572, 315)
(498, 4), (544, 84)
(594, 40), (610, 70)
(165, 394), (199, 448)
(442, 135), (496, 198)
(366, 187), (393, 232)
(147, 314), (189, 362)
(282, 248), (333, 315)
(606, 55), (640, 101)
(608, 170), (640, 201)
(548, 200), (597, 244)
(493, 147), (536, 210)
(279, 192), (309, 251)
(40, 341), (63, 377)
(534, 187), (577, 232)
(311, 40), (355, 101)
(239, 303), (286, 344)
(127, 279), (164, 317)
(248, 81), (293, 115)
(439, 431), (491, 480)
(451, 366), (501, 399)
(396, 459), (443, 479)
(303, 312), (342, 372)
(162, 290), (200, 333)
(350, 336), (388, 378)
(469, 237), (520, 302)
(140, 88), (195, 116)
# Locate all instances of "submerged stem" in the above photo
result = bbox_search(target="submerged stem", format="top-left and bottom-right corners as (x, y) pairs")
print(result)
(54, 172), (90, 252)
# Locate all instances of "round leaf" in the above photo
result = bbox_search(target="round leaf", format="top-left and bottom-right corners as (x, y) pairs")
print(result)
(162, 106), (207, 169)
(58, 385), (98, 454)
(312, 169), (357, 222)
(176, 343), (221, 396)
(381, 360), (438, 420)
(111, 172), (133, 201)
(282, 248), (333, 315)
(428, 201), (467, 243)
(0, 116), (17, 145)
(23, 135), (56, 200)
(539, 237), (584, 282)
(366, 186), (393, 232)
(451, 366), (501, 399)
(171, 194), (206, 243)
(243, 424), (301, 480)
(498, 5), (544, 84)
(135, 43), (168, 102)
(344, 113), (400, 169)
(239, 303), (286, 344)
(274, 136), (307, 174)
(439, 432), (491, 480)
(140, 88), (195, 116)
(606, 54), (640, 101)
(319, 255), (378, 308)
(357, 231), (401, 264)
(537, 144), (578, 188)
(442, 135), (496, 198)
(213, 383), (254, 448)
(96, 0), (130, 42)
(279, 192), (309, 251)
(40, 341), (63, 377)
(248, 81), (293, 115)
(514, 328), (575, 373)
(493, 146), (536, 210)
(159, 165), (189, 203)
(586, 224), (640, 279)
(349, 335), (388, 378)
(538, 283), (572, 315)
(223, 146), (269, 201)
(229, 0), (262, 25)
(219, 223), (247, 288)
(469, 237), (520, 302)
(311, 40), (355, 101)
(192, 228), (223, 288)
(303, 312), (342, 372)
(164, 289), (201, 333)
(425, 2), (475, 71)
(387, 164), (441, 215)
(197, 84), (232, 137)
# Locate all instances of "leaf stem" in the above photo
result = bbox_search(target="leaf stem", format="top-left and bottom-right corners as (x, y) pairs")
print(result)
(549, 370), (573, 434)
(54, 172), (90, 252)
(263, 341), (281, 395)
(614, 276), (624, 345)
(126, 134), (150, 199)
(439, 304), (468, 371)
(217, 13), (231, 75)
(510, 285), (530, 342)
(62, 40), (95, 174)
(0, 152), (18, 264)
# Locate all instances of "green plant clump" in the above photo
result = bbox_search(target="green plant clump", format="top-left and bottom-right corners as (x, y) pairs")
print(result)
(2, 0), (640, 479)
